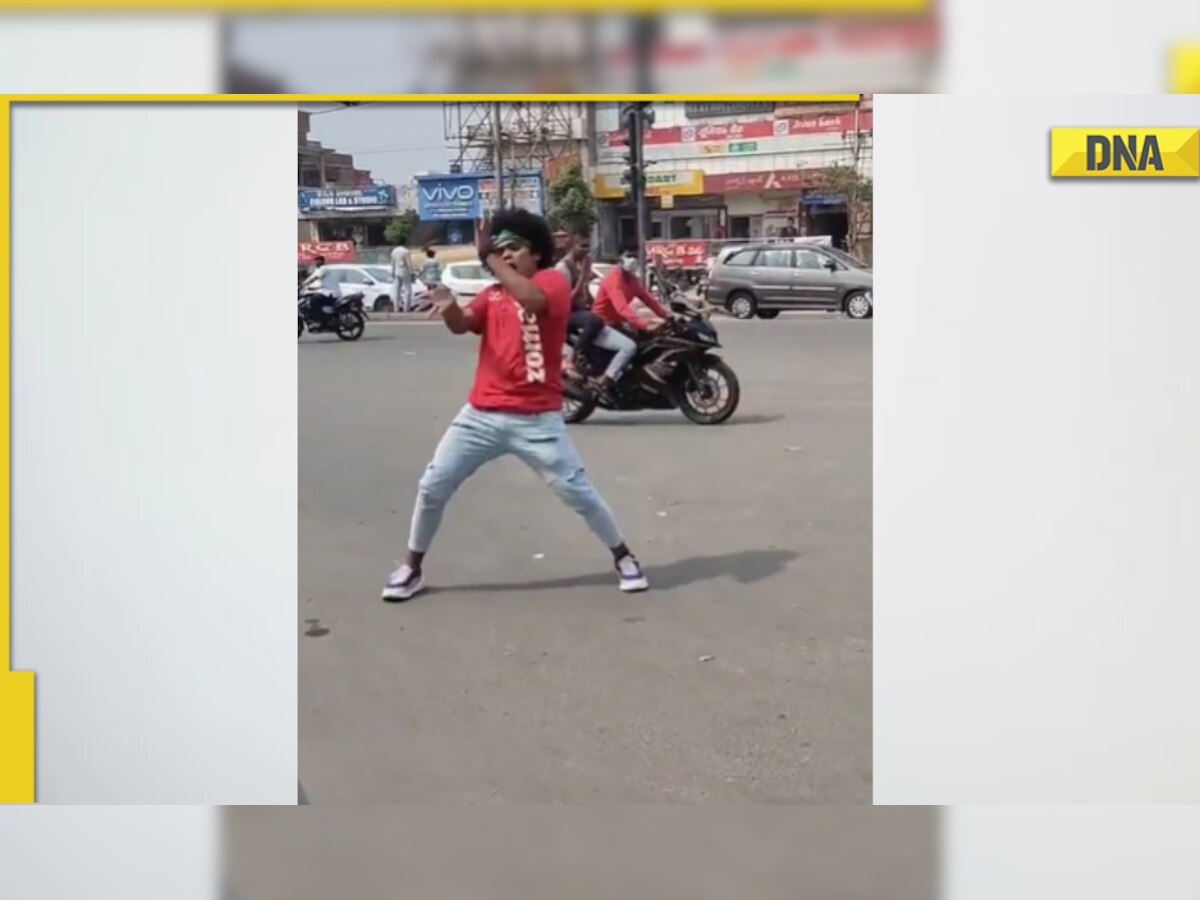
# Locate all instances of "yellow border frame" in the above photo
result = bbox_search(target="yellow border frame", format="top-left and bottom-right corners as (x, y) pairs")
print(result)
(0, 91), (858, 803)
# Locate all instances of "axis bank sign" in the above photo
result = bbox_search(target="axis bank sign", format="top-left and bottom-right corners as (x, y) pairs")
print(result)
(416, 174), (482, 221)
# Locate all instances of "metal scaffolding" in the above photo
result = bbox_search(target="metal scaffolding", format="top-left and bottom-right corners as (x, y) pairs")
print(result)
(443, 101), (590, 176)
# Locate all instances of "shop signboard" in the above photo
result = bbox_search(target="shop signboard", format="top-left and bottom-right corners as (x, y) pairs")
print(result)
(298, 241), (356, 264)
(602, 110), (872, 149)
(684, 101), (775, 119)
(298, 184), (395, 213)
(704, 169), (823, 193)
(646, 239), (708, 268)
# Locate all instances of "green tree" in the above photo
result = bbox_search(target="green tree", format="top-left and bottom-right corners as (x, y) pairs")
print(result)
(546, 162), (598, 237)
(814, 163), (873, 258)
(384, 209), (420, 246)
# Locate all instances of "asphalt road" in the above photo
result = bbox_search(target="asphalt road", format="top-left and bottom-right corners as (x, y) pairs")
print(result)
(299, 314), (871, 803)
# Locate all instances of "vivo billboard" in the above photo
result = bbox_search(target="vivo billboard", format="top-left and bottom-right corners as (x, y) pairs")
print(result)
(416, 174), (482, 221)
(416, 171), (546, 221)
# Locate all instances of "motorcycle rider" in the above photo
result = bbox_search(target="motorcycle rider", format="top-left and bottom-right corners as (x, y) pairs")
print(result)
(555, 236), (637, 402)
(593, 250), (674, 383)
(381, 209), (650, 602)
(301, 255), (341, 329)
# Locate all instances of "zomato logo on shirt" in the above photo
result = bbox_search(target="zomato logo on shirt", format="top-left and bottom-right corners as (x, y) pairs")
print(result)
(518, 306), (546, 383)
(467, 268), (571, 413)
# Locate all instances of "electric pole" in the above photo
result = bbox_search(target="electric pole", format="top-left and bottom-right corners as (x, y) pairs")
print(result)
(491, 102), (505, 214)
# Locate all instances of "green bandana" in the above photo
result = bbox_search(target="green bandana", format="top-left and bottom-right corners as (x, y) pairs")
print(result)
(492, 230), (526, 249)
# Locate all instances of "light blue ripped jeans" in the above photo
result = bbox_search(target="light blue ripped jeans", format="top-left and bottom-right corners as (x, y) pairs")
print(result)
(408, 404), (625, 553)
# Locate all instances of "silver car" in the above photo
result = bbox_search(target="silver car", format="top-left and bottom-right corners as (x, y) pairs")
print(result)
(706, 243), (873, 320)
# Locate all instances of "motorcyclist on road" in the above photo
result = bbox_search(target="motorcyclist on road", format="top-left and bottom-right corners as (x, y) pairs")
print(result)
(301, 255), (341, 328)
(556, 237), (639, 403)
(593, 251), (674, 383)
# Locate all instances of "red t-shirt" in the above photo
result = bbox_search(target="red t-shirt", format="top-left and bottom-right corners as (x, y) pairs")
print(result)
(466, 267), (571, 413)
(593, 268), (671, 330)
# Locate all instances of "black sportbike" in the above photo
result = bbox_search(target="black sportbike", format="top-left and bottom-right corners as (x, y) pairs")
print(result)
(562, 298), (740, 425)
(298, 289), (367, 341)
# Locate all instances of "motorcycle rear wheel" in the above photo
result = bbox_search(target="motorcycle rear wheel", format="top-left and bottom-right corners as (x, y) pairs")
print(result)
(336, 310), (366, 341)
(675, 358), (740, 425)
(562, 378), (597, 424)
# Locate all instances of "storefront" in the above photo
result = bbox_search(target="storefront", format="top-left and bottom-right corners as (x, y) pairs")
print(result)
(298, 184), (398, 247)
(593, 170), (724, 253)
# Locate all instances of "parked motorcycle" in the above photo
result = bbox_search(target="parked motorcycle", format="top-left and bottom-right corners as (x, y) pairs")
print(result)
(298, 289), (367, 341)
(562, 298), (740, 425)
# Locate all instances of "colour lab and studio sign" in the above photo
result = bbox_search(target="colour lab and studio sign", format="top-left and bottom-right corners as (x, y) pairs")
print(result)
(298, 184), (396, 214)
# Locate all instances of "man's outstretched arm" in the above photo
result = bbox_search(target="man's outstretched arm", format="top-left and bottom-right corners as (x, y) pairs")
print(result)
(634, 280), (672, 321)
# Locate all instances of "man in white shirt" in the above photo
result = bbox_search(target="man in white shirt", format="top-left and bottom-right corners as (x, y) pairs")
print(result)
(390, 244), (414, 312)
(300, 256), (342, 327)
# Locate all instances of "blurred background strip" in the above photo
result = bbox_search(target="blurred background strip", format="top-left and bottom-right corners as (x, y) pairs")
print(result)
(222, 13), (940, 94)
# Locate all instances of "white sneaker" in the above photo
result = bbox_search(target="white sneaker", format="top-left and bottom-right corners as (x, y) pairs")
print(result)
(382, 564), (425, 601)
(615, 554), (649, 592)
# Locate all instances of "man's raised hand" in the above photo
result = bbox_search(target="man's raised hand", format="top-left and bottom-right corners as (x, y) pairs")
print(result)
(427, 285), (458, 319)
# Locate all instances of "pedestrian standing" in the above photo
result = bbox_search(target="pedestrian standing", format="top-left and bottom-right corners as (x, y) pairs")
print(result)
(381, 210), (650, 602)
(390, 243), (414, 312)
(419, 245), (443, 291)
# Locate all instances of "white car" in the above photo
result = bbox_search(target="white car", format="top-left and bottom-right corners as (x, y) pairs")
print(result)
(304, 264), (431, 312)
(440, 261), (495, 302)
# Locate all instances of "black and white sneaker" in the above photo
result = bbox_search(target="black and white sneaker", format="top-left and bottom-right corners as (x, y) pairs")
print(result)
(382, 564), (425, 601)
(615, 554), (649, 592)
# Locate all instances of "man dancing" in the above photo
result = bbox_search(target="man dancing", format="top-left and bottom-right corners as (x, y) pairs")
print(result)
(382, 210), (650, 601)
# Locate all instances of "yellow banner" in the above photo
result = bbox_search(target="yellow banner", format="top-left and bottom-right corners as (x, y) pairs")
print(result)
(645, 170), (706, 196)
(594, 170), (705, 199)
(1171, 44), (1200, 92)
(1050, 128), (1200, 177)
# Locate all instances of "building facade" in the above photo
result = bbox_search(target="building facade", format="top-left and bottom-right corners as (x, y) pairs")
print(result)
(591, 98), (873, 258)
(297, 110), (398, 246)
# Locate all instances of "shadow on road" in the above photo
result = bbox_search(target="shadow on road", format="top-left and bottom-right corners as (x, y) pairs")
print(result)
(580, 413), (784, 427)
(299, 334), (397, 345)
(443, 548), (799, 594)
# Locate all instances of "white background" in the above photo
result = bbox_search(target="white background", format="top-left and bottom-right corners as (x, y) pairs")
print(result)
(10, 103), (297, 803)
(0, 807), (218, 899)
(874, 94), (1200, 804)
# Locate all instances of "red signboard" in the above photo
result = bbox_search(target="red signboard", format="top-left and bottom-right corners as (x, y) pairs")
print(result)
(298, 241), (356, 264)
(646, 239), (708, 268)
(602, 110), (871, 149)
(702, 169), (822, 193)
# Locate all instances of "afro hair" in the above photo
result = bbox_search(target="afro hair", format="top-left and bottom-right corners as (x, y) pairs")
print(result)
(485, 208), (556, 270)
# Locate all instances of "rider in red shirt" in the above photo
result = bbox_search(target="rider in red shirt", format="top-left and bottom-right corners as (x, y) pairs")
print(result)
(381, 210), (650, 602)
(593, 251), (672, 331)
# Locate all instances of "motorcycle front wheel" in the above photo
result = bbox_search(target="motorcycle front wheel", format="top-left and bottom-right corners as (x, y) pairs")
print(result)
(675, 357), (740, 425)
(336, 310), (366, 341)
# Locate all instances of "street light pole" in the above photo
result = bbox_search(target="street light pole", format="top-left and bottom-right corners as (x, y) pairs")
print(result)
(492, 102), (505, 213)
